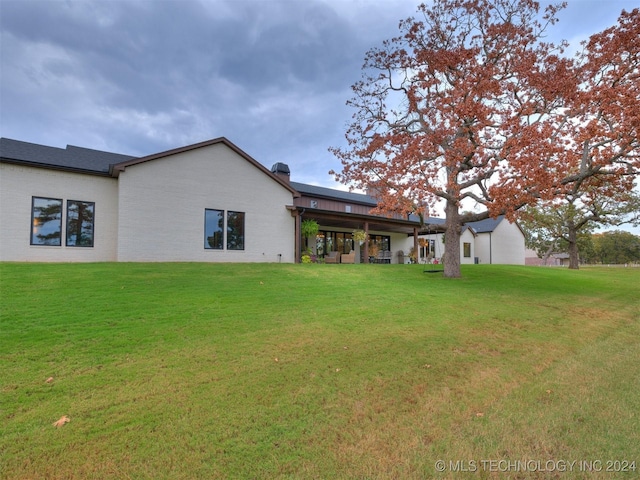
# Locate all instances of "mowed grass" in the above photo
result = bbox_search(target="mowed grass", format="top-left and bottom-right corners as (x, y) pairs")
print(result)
(1, 263), (639, 479)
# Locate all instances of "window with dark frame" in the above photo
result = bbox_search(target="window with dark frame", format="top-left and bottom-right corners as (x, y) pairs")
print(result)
(204, 209), (224, 249)
(66, 200), (95, 247)
(31, 197), (63, 246)
(368, 234), (390, 253)
(204, 209), (245, 251)
(463, 242), (471, 257)
(318, 230), (390, 258)
(227, 211), (245, 250)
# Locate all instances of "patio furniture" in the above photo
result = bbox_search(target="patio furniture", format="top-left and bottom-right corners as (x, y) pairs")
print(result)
(341, 250), (355, 264)
(325, 251), (340, 263)
(376, 250), (392, 263)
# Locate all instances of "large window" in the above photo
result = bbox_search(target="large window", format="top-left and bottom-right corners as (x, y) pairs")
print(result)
(31, 197), (96, 247)
(320, 231), (354, 255)
(204, 209), (224, 249)
(66, 200), (95, 247)
(31, 197), (62, 246)
(368, 234), (390, 253)
(227, 211), (245, 250)
(317, 230), (390, 260)
(204, 209), (245, 250)
(463, 242), (471, 258)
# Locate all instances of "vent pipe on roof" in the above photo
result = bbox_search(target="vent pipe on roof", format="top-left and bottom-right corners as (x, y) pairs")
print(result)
(271, 162), (290, 183)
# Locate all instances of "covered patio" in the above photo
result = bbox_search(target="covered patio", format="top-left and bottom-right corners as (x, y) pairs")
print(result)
(290, 206), (445, 264)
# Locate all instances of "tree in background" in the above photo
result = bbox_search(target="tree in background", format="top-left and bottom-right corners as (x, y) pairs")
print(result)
(576, 234), (597, 265)
(593, 231), (640, 264)
(520, 204), (569, 264)
(520, 186), (640, 268)
(331, 0), (571, 277)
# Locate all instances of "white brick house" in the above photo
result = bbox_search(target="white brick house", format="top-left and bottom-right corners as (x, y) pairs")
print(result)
(1, 138), (297, 263)
(0, 137), (525, 264)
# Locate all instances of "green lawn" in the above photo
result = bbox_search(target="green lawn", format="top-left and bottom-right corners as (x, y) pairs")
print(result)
(1, 263), (639, 479)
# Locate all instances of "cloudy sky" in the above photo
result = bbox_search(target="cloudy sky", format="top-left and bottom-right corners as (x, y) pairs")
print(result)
(1, 0), (638, 197)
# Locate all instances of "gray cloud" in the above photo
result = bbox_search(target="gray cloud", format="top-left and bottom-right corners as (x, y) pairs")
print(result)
(1, 0), (637, 191)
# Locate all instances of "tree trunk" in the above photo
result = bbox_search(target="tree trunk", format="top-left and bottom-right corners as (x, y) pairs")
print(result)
(567, 223), (580, 269)
(443, 200), (462, 278)
(541, 242), (556, 266)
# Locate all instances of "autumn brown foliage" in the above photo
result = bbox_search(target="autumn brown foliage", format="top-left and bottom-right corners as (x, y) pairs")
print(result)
(331, 0), (640, 277)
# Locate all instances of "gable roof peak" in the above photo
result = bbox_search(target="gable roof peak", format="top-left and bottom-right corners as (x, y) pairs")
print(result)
(110, 137), (299, 195)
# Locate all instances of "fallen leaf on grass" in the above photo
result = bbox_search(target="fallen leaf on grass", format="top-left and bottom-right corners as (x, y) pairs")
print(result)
(45, 377), (54, 383)
(53, 415), (70, 427)
(475, 412), (484, 418)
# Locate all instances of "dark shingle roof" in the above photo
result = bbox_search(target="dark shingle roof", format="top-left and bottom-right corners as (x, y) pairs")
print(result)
(420, 216), (446, 226)
(290, 181), (379, 206)
(0, 138), (135, 174)
(466, 216), (504, 233)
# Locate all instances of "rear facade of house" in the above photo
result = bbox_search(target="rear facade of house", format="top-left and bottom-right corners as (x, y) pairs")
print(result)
(1, 137), (525, 265)
(1, 138), (296, 263)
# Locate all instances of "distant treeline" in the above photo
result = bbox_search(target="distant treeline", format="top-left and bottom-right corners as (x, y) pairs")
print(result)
(580, 230), (640, 264)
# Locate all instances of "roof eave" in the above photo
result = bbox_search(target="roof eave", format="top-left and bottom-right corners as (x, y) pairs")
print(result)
(0, 158), (112, 177)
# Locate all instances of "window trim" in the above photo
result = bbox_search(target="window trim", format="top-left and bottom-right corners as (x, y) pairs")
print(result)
(66, 199), (95, 247)
(204, 209), (246, 251)
(204, 208), (224, 250)
(31, 196), (63, 246)
(226, 210), (245, 251)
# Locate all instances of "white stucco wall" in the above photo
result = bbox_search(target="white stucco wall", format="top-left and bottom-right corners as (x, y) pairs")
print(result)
(388, 232), (412, 263)
(116, 143), (295, 262)
(475, 220), (525, 265)
(460, 228), (476, 264)
(0, 163), (119, 262)
(394, 235), (414, 264)
(415, 231), (475, 264)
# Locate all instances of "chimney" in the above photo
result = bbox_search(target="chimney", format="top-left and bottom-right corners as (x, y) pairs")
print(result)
(366, 184), (382, 200)
(270, 162), (290, 183)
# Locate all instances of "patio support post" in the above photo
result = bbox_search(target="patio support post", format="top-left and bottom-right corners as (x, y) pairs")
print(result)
(413, 227), (419, 264)
(294, 210), (301, 263)
(363, 222), (369, 264)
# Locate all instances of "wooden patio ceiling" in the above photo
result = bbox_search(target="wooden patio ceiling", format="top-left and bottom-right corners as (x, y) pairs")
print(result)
(298, 208), (445, 235)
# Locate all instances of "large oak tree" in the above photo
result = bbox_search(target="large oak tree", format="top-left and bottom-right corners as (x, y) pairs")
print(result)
(331, 0), (639, 277)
